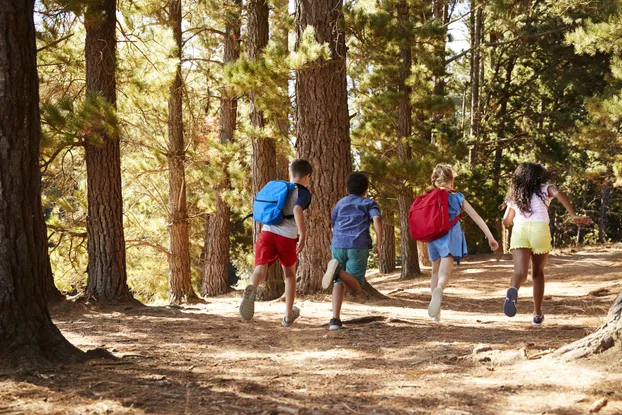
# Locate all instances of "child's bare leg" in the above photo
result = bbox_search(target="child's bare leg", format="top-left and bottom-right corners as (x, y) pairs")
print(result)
(332, 283), (345, 319)
(436, 256), (455, 290)
(431, 259), (441, 291)
(282, 264), (297, 318)
(531, 253), (549, 315)
(337, 270), (361, 293)
(249, 264), (269, 287)
(511, 248), (531, 289)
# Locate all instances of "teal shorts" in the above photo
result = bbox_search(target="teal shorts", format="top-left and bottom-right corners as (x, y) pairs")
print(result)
(331, 247), (370, 288)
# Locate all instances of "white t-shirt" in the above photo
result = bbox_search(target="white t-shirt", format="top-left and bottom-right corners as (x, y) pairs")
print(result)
(506, 185), (555, 224)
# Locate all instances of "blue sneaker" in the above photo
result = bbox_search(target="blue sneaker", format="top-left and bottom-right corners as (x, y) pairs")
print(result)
(532, 313), (545, 327)
(504, 287), (518, 317)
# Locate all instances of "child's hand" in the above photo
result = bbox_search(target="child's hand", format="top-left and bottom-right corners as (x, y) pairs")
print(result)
(376, 245), (382, 261)
(571, 215), (593, 225)
(488, 238), (499, 251)
(296, 234), (306, 254)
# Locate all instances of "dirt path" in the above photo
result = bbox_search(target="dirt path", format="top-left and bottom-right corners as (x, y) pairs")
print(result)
(2, 246), (622, 414)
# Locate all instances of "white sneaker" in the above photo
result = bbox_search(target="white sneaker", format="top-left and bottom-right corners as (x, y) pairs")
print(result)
(432, 309), (441, 322)
(322, 259), (341, 289)
(428, 287), (443, 318)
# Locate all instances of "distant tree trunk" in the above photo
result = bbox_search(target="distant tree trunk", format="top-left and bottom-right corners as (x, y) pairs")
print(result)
(0, 0), (83, 365)
(554, 292), (622, 360)
(379, 221), (396, 274)
(396, 0), (421, 280)
(599, 164), (613, 243)
(40, 209), (63, 302)
(202, 0), (241, 296)
(295, 0), (352, 294)
(429, 0), (450, 144)
(167, 0), (198, 304)
(502, 223), (512, 254)
(417, 241), (431, 266)
(249, 0), (285, 301)
(84, 0), (133, 302)
(468, 0), (483, 165)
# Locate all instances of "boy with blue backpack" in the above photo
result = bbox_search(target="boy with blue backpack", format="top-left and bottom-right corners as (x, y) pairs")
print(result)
(321, 172), (383, 330)
(239, 159), (313, 326)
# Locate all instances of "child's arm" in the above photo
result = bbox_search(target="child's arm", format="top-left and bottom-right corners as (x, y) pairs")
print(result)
(462, 200), (500, 251)
(503, 206), (515, 228)
(548, 186), (592, 225)
(293, 205), (306, 254)
(372, 216), (383, 260)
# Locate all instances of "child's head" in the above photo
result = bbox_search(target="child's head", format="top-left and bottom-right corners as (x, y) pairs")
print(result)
(508, 163), (549, 213)
(347, 172), (369, 196)
(431, 164), (455, 189)
(289, 159), (313, 186)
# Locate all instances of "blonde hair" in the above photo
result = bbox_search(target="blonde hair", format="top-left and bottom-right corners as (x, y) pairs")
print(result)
(431, 164), (455, 188)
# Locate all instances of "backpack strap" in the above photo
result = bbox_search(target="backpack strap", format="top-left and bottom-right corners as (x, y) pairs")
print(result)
(448, 214), (461, 227)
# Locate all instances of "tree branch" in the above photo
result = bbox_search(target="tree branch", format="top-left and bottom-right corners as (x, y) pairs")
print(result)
(126, 240), (171, 257)
(37, 33), (74, 53)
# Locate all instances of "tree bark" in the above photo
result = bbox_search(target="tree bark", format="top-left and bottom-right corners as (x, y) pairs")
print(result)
(84, 0), (134, 302)
(396, 0), (421, 280)
(294, 0), (352, 294)
(0, 0), (83, 366)
(202, 0), (241, 296)
(379, 222), (396, 274)
(468, 1), (483, 165)
(417, 241), (431, 267)
(599, 164), (613, 243)
(249, 0), (285, 301)
(554, 293), (622, 360)
(167, 0), (198, 304)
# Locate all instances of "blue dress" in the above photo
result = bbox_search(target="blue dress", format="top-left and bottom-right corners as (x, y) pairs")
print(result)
(427, 192), (468, 264)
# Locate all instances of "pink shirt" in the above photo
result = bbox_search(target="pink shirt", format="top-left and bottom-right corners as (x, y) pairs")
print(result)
(506, 185), (555, 224)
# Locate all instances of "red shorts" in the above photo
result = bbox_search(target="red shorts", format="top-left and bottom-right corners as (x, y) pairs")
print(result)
(255, 231), (298, 268)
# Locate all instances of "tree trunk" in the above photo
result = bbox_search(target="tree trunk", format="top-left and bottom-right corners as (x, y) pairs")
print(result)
(417, 241), (431, 267)
(0, 0), (83, 366)
(396, 0), (421, 280)
(468, 1), (483, 165)
(294, 0), (352, 294)
(554, 293), (622, 360)
(167, 0), (198, 304)
(40, 210), (64, 302)
(249, 0), (285, 301)
(502, 223), (512, 254)
(84, 0), (134, 302)
(599, 164), (613, 243)
(379, 222), (396, 274)
(202, 0), (241, 296)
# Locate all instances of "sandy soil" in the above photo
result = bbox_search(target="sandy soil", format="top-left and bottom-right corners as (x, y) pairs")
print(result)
(1, 245), (622, 415)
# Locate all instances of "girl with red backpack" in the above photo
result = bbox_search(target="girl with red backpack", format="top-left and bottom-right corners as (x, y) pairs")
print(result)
(423, 164), (499, 321)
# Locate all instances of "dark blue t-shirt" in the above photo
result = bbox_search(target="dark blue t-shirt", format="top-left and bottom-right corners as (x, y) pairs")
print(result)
(331, 195), (381, 249)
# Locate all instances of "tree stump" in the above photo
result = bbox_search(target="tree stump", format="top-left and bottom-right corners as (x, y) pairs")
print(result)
(554, 292), (622, 360)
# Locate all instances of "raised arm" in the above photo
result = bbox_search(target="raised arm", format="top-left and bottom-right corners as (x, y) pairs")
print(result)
(372, 215), (383, 260)
(462, 200), (499, 251)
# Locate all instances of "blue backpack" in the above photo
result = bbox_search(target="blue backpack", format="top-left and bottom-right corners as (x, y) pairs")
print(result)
(252, 180), (297, 225)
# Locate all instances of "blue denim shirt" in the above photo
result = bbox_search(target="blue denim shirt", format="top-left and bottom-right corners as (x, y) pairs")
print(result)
(331, 195), (381, 249)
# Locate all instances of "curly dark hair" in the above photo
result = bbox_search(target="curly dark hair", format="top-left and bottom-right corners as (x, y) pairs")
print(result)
(507, 163), (549, 214)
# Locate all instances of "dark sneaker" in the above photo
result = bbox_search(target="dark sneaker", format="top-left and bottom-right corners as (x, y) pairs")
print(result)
(328, 318), (343, 330)
(322, 259), (341, 289)
(281, 306), (300, 327)
(532, 313), (545, 327)
(239, 285), (257, 321)
(504, 287), (518, 317)
(428, 287), (443, 318)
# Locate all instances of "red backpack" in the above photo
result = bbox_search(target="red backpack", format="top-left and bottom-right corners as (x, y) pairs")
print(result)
(408, 188), (461, 242)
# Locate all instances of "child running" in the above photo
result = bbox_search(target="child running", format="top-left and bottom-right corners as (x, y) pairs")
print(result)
(427, 164), (499, 321)
(322, 172), (383, 330)
(239, 159), (313, 326)
(502, 162), (591, 326)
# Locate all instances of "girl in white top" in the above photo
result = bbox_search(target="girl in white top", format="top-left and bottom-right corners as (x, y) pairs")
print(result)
(502, 163), (591, 326)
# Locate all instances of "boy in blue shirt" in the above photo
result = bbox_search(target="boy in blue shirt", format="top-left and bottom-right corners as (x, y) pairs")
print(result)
(322, 172), (383, 330)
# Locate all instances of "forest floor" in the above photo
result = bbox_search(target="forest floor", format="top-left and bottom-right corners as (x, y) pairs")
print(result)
(2, 245), (622, 415)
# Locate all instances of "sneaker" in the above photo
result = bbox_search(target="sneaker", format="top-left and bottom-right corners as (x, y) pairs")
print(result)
(428, 287), (443, 318)
(532, 313), (545, 327)
(504, 287), (518, 317)
(239, 285), (257, 321)
(432, 310), (441, 322)
(328, 318), (343, 330)
(281, 306), (300, 327)
(322, 259), (341, 289)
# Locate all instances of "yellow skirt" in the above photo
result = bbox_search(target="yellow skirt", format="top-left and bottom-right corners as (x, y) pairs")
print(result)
(510, 222), (552, 255)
